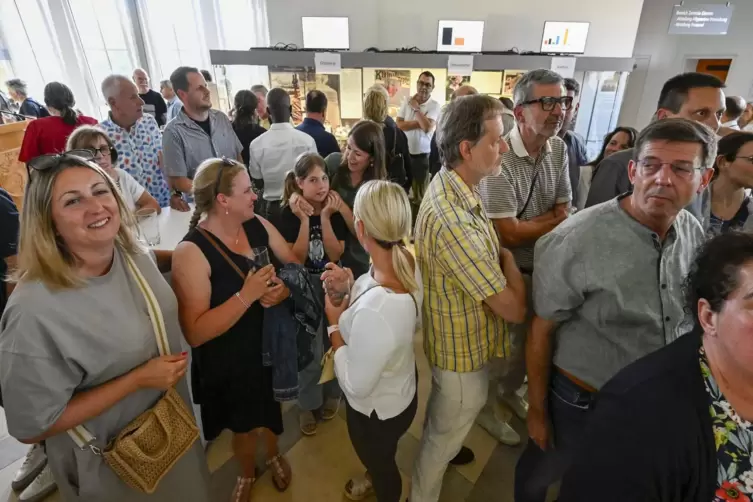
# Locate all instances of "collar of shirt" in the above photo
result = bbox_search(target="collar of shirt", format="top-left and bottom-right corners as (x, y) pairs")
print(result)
(722, 120), (741, 130)
(269, 122), (295, 131)
(615, 193), (679, 243)
(509, 125), (553, 160)
(105, 112), (141, 133)
(173, 108), (220, 132)
(439, 167), (483, 213)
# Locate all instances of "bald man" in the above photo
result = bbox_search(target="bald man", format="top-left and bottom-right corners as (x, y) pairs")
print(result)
(133, 68), (167, 126)
(429, 85), (479, 176)
(722, 95), (747, 130)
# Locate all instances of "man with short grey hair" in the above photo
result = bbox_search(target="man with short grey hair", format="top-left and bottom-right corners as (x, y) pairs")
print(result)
(477, 68), (572, 447)
(5, 79), (48, 118)
(162, 66), (242, 209)
(411, 94), (526, 502)
(517, 118), (714, 502)
(160, 79), (182, 123)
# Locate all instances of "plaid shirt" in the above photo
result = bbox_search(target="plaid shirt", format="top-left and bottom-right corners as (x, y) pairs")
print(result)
(414, 167), (509, 372)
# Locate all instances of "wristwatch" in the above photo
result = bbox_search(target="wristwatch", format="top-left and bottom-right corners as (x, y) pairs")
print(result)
(171, 189), (183, 198)
(327, 325), (340, 337)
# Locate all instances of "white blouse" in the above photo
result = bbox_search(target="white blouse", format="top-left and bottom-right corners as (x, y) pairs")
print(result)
(333, 267), (423, 420)
(576, 164), (594, 211)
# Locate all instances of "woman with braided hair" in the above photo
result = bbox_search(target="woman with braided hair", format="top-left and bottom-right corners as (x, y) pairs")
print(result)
(171, 158), (298, 501)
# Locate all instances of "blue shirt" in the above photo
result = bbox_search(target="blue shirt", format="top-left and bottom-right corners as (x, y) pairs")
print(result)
(296, 117), (340, 158)
(166, 97), (183, 123)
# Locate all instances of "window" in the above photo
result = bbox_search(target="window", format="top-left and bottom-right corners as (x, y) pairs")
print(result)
(68, 0), (139, 117)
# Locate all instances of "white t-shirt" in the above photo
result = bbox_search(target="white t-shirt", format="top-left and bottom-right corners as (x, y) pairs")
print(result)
(115, 168), (146, 211)
(334, 266), (423, 420)
(398, 98), (441, 155)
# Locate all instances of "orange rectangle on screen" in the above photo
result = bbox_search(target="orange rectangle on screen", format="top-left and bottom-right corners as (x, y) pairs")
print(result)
(454, 37), (465, 46)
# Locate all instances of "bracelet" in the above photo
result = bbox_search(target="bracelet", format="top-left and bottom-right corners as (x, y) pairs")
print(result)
(235, 291), (250, 309)
(327, 325), (339, 337)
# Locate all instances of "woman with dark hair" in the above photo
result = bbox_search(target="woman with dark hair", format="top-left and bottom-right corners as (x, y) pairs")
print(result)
(232, 89), (267, 167)
(18, 82), (97, 163)
(575, 126), (638, 209)
(291, 120), (387, 279)
(707, 131), (753, 236)
(559, 231), (753, 502)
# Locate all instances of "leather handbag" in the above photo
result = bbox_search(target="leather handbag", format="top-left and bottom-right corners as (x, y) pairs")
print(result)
(67, 253), (199, 494)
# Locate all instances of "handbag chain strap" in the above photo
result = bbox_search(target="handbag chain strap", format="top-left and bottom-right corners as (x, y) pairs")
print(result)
(67, 252), (169, 453)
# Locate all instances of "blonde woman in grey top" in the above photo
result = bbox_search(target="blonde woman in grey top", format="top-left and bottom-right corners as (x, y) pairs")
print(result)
(0, 152), (210, 501)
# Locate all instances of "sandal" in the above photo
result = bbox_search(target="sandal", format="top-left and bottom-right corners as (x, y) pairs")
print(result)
(299, 410), (317, 436)
(321, 396), (341, 421)
(344, 474), (374, 501)
(267, 454), (292, 492)
(231, 476), (255, 502)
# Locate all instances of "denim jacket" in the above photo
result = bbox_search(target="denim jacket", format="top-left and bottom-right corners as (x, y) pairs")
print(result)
(262, 263), (322, 402)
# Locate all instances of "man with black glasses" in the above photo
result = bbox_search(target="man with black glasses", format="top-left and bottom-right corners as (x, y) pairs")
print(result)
(477, 69), (573, 447)
(398, 71), (440, 213)
(518, 118), (713, 502)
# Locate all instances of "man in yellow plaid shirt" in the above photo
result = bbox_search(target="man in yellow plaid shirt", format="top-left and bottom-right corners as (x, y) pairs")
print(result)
(410, 94), (527, 502)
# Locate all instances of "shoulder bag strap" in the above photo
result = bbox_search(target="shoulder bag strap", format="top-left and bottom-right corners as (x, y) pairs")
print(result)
(68, 251), (170, 452)
(516, 168), (540, 219)
(196, 227), (246, 280)
(392, 126), (398, 156)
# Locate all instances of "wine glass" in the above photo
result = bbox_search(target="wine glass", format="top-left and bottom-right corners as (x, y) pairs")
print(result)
(246, 247), (276, 285)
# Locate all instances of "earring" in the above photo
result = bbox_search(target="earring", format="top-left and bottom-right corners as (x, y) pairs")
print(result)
(225, 209), (229, 215)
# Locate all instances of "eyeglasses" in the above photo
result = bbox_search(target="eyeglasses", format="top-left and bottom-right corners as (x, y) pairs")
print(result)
(214, 157), (242, 196)
(520, 96), (574, 111)
(637, 159), (704, 180)
(27, 149), (96, 175)
(88, 145), (111, 158)
(417, 81), (433, 88)
(734, 155), (753, 164)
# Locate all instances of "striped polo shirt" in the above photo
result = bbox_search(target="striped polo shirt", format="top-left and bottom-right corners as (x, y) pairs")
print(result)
(414, 167), (510, 373)
(479, 125), (572, 271)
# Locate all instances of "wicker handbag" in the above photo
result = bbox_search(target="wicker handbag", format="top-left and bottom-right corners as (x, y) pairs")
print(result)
(66, 253), (199, 494)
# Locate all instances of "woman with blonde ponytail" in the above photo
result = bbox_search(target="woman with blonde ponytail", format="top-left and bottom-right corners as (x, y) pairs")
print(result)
(321, 180), (421, 502)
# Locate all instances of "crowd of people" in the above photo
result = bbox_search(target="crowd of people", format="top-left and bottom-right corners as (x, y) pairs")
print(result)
(0, 62), (752, 502)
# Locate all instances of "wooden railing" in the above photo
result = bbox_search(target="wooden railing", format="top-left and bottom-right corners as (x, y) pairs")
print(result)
(0, 121), (29, 209)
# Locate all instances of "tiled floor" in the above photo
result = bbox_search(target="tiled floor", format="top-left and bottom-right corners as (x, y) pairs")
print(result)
(0, 332), (535, 501)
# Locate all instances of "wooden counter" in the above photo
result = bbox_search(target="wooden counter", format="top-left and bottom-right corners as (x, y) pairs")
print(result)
(0, 121), (29, 208)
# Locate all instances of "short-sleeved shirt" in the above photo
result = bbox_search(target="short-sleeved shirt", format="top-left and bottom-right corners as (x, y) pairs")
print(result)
(162, 109), (242, 181)
(278, 206), (348, 274)
(100, 114), (171, 207)
(139, 89), (167, 127)
(296, 118), (341, 158)
(479, 125), (572, 271)
(0, 189), (19, 314)
(248, 123), (317, 201)
(533, 196), (705, 389)
(707, 195), (753, 238)
(398, 98), (441, 155)
(414, 167), (509, 373)
(18, 115), (98, 162)
(114, 168), (146, 211)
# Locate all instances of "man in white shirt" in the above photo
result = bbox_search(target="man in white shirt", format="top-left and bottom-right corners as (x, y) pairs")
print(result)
(397, 71), (441, 213)
(249, 87), (317, 226)
(721, 95), (746, 130)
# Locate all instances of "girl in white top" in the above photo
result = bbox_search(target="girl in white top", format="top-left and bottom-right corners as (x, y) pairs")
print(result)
(322, 180), (421, 502)
(67, 125), (161, 213)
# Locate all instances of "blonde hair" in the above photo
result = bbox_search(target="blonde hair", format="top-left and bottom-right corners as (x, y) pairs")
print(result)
(353, 180), (418, 293)
(189, 158), (248, 229)
(16, 157), (144, 289)
(363, 88), (388, 123)
(281, 152), (327, 207)
(66, 124), (114, 152)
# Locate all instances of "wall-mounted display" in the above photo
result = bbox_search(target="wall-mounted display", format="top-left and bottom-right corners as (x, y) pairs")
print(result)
(540, 21), (590, 54)
(469, 71), (503, 96)
(502, 70), (525, 96)
(437, 20), (485, 53)
(668, 4), (733, 35)
(302, 17), (350, 49)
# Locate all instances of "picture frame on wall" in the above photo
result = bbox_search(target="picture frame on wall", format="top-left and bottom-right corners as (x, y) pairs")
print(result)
(502, 70), (526, 96)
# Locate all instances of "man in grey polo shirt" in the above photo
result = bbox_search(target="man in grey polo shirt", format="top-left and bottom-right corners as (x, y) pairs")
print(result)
(585, 72), (725, 224)
(162, 66), (242, 210)
(477, 69), (572, 447)
(517, 118), (715, 502)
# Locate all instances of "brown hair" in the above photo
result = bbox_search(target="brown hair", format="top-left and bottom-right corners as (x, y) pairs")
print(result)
(66, 124), (114, 152)
(282, 153), (327, 207)
(189, 158), (248, 229)
(333, 120), (387, 190)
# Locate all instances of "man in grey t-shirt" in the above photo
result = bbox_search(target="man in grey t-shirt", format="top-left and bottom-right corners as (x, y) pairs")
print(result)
(585, 72), (725, 224)
(515, 118), (715, 502)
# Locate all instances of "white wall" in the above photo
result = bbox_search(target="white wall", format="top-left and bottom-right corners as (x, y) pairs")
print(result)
(623, 0), (753, 128)
(267, 0), (645, 58)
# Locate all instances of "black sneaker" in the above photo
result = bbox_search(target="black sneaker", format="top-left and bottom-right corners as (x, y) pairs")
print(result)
(449, 446), (475, 466)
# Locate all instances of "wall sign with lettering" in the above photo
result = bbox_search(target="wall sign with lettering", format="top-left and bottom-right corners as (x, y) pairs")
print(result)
(314, 52), (341, 74)
(668, 4), (734, 35)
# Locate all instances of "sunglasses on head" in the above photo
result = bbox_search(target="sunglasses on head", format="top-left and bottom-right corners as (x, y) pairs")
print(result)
(214, 157), (243, 196)
(26, 149), (96, 180)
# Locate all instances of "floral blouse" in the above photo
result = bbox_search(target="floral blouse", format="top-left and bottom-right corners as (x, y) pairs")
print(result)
(701, 347), (753, 501)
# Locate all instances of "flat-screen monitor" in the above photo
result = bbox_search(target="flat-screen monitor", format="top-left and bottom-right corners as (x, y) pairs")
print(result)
(437, 20), (484, 53)
(302, 17), (350, 50)
(540, 21), (590, 54)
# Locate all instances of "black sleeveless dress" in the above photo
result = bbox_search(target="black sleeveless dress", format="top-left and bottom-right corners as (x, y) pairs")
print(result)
(183, 217), (283, 441)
